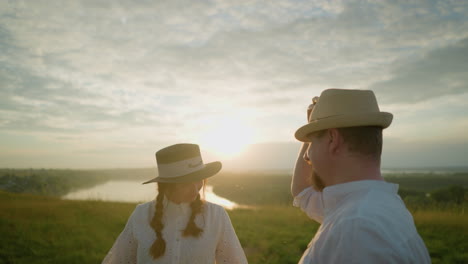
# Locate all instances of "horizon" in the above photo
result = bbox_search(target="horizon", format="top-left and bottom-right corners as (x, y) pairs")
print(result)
(1, 1), (467, 169)
(2, 164), (468, 173)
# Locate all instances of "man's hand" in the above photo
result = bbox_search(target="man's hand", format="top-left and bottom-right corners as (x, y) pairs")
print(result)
(303, 96), (319, 163)
(307, 96), (319, 122)
(307, 104), (314, 122)
(292, 96), (319, 197)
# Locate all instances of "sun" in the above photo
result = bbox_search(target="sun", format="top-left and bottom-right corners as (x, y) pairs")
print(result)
(195, 116), (254, 159)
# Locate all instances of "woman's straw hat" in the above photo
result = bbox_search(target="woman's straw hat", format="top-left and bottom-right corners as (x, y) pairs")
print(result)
(295, 89), (393, 142)
(143, 143), (222, 184)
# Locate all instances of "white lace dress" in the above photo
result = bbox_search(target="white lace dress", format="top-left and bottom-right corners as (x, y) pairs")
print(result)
(102, 199), (248, 264)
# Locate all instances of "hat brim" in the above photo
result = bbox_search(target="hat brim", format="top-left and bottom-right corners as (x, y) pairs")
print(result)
(142, 161), (222, 184)
(295, 112), (393, 142)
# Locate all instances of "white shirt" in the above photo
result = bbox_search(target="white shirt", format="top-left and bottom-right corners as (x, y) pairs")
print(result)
(294, 180), (431, 264)
(103, 199), (248, 264)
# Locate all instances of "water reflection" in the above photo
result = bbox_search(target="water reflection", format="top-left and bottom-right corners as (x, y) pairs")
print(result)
(62, 180), (239, 210)
(203, 185), (237, 210)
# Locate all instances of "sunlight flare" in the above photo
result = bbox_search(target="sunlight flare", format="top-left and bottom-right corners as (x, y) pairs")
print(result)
(194, 115), (255, 159)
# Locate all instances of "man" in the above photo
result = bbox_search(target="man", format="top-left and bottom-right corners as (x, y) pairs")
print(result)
(291, 89), (430, 263)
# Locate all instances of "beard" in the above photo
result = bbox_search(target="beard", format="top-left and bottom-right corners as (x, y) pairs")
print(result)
(310, 169), (325, 192)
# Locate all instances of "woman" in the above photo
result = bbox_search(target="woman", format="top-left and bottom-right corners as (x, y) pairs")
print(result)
(103, 143), (248, 263)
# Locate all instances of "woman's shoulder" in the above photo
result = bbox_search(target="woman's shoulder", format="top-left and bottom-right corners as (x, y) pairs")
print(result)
(129, 200), (155, 220)
(203, 201), (228, 215)
(137, 200), (155, 209)
(204, 200), (224, 209)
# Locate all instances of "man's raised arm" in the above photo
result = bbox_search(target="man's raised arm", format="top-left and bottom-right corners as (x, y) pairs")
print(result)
(291, 142), (312, 197)
(291, 101), (315, 197)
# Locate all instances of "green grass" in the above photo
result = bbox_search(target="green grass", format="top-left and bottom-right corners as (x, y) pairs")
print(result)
(412, 211), (468, 264)
(229, 206), (318, 263)
(0, 191), (134, 264)
(1, 191), (467, 264)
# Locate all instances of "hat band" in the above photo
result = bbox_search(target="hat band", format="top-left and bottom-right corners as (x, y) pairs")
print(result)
(158, 156), (205, 178)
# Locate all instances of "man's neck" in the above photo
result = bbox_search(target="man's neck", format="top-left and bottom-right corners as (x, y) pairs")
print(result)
(328, 156), (383, 186)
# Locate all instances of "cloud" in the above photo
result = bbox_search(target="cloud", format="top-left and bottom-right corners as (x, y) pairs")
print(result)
(2, 1), (466, 103)
(370, 37), (468, 103)
(0, 61), (174, 134)
(1, 0), (468, 168)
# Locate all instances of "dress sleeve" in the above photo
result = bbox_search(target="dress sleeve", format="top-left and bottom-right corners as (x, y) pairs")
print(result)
(102, 206), (139, 264)
(293, 186), (324, 223)
(215, 208), (248, 264)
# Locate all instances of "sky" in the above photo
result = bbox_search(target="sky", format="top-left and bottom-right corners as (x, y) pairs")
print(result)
(1, 0), (467, 170)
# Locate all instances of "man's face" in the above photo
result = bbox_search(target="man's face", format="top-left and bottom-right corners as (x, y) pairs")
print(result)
(310, 169), (325, 192)
(306, 133), (328, 191)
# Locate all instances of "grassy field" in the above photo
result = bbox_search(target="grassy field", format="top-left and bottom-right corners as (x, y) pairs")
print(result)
(1, 190), (467, 264)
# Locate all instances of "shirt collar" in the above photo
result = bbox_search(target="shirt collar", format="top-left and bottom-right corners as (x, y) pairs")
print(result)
(163, 195), (191, 215)
(322, 180), (399, 213)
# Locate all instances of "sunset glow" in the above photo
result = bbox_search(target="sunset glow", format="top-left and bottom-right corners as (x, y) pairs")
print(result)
(195, 116), (254, 159)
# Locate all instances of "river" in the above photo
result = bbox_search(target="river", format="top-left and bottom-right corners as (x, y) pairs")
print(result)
(62, 180), (239, 210)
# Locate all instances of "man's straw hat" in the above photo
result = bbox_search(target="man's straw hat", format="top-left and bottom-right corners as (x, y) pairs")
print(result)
(143, 143), (222, 184)
(295, 89), (393, 142)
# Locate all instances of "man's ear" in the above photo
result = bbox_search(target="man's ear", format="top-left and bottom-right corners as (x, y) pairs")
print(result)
(327, 128), (343, 156)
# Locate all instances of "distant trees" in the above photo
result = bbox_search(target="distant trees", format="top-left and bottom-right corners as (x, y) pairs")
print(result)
(0, 173), (73, 196)
(0, 168), (156, 197)
(1, 169), (467, 211)
(0, 170), (110, 196)
(400, 185), (467, 211)
(431, 185), (466, 205)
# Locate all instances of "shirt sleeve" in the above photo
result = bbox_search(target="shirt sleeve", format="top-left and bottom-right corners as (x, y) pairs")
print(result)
(102, 206), (139, 264)
(293, 187), (324, 223)
(215, 208), (248, 264)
